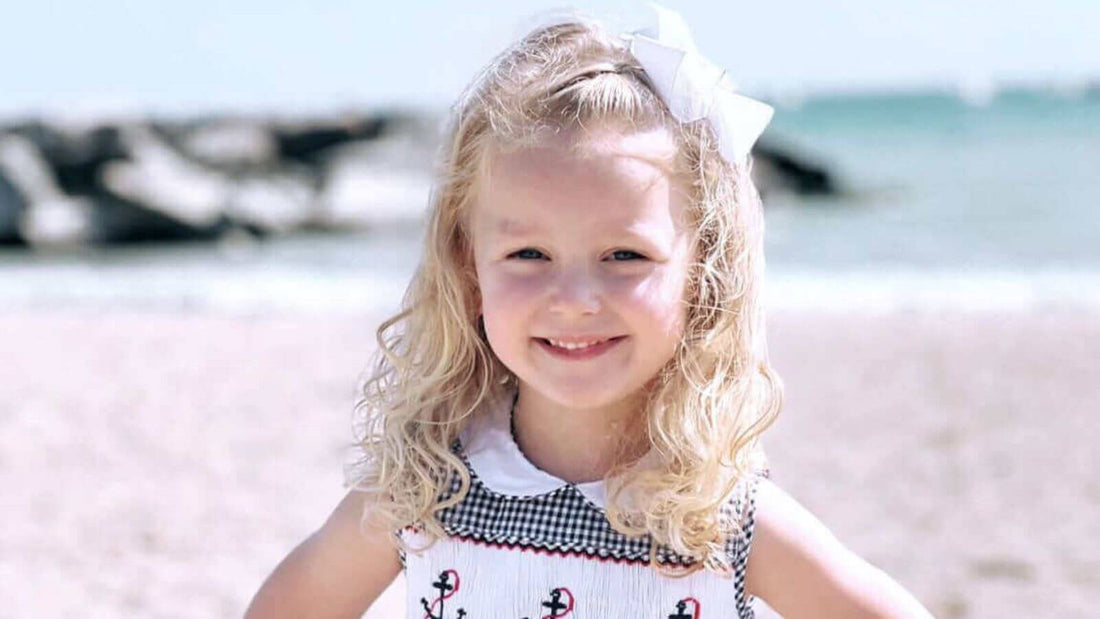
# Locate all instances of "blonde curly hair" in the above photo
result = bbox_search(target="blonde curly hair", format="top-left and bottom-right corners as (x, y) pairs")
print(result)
(348, 13), (783, 575)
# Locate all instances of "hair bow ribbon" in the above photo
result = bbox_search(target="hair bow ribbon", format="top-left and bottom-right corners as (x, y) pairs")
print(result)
(625, 4), (774, 164)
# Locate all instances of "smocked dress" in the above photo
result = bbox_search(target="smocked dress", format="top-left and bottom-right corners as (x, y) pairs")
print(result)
(400, 392), (765, 618)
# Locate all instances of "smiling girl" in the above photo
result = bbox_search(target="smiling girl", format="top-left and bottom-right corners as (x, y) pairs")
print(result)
(247, 6), (931, 618)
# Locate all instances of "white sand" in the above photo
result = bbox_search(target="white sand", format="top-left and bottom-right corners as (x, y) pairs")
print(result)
(2, 308), (1097, 617)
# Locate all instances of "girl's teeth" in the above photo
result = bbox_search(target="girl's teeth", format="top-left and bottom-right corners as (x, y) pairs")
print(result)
(548, 338), (605, 350)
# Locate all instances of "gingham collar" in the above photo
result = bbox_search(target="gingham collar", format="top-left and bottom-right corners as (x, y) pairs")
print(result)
(460, 390), (609, 510)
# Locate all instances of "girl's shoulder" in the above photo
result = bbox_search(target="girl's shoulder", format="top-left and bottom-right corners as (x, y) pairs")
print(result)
(745, 477), (836, 597)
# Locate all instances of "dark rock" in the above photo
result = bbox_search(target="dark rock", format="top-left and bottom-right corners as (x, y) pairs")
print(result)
(5, 122), (228, 245)
(0, 167), (27, 246)
(87, 191), (229, 244)
(754, 141), (838, 197)
(6, 122), (130, 197)
(272, 116), (389, 167)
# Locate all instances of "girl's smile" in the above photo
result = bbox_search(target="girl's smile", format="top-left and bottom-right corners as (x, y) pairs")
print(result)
(534, 334), (628, 360)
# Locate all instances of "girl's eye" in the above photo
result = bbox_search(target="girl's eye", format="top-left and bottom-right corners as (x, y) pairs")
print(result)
(508, 248), (547, 260)
(607, 249), (646, 261)
(506, 248), (646, 261)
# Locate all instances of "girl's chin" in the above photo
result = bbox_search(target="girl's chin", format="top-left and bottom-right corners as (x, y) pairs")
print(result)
(518, 379), (647, 412)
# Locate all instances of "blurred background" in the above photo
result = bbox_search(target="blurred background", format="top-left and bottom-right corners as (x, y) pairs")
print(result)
(2, 1), (1097, 617)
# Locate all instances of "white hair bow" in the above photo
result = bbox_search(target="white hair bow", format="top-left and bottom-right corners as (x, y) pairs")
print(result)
(624, 3), (774, 164)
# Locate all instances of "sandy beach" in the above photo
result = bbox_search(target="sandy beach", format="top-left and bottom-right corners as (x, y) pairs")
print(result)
(3, 307), (1097, 618)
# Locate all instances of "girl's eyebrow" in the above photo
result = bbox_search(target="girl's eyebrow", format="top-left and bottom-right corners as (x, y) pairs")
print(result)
(490, 216), (541, 237)
(488, 216), (673, 248)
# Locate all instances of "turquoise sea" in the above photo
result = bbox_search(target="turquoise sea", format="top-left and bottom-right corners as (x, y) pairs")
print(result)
(763, 87), (1100, 271)
(3, 86), (1098, 314)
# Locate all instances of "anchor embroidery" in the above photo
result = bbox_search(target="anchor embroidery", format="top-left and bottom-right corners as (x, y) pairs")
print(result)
(520, 586), (575, 618)
(420, 569), (466, 619)
(417, 575), (705, 618)
(668, 596), (702, 618)
(423, 573), (710, 617)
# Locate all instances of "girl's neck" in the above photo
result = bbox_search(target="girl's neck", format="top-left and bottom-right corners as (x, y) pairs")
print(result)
(511, 384), (648, 484)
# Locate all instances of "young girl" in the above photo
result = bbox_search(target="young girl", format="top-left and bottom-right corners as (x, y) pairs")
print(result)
(248, 6), (932, 618)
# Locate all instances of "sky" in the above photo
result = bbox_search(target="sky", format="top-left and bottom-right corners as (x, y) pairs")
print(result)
(2, 0), (1098, 116)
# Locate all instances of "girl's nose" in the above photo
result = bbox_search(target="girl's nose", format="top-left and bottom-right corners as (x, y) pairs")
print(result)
(547, 266), (601, 317)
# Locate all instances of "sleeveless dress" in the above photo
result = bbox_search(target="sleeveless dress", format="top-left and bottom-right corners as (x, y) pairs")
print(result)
(400, 391), (765, 618)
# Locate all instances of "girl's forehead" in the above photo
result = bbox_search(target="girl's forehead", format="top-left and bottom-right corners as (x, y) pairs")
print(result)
(489, 124), (679, 170)
(472, 127), (690, 235)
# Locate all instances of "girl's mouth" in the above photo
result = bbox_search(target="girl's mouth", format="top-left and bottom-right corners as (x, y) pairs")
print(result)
(534, 336), (627, 360)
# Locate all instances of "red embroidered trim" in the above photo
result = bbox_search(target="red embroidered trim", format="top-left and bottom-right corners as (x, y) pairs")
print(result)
(446, 531), (696, 568)
(400, 525), (702, 569)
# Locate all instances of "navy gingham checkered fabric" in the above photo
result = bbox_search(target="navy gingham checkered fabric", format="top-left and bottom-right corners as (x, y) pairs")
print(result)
(434, 440), (762, 571)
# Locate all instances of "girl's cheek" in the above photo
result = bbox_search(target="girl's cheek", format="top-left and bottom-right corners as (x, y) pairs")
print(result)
(626, 280), (687, 343)
(619, 269), (687, 315)
(478, 268), (550, 307)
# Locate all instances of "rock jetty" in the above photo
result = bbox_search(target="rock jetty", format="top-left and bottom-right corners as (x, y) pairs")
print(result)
(0, 112), (836, 248)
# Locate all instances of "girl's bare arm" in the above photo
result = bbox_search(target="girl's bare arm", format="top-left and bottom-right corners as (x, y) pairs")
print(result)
(245, 490), (402, 618)
(746, 479), (933, 618)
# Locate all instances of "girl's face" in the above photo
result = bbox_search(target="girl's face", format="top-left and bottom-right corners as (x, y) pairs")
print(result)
(470, 127), (693, 412)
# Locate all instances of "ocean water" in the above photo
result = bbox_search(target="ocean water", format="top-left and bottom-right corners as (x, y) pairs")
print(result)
(762, 87), (1100, 272)
(3, 87), (1098, 314)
